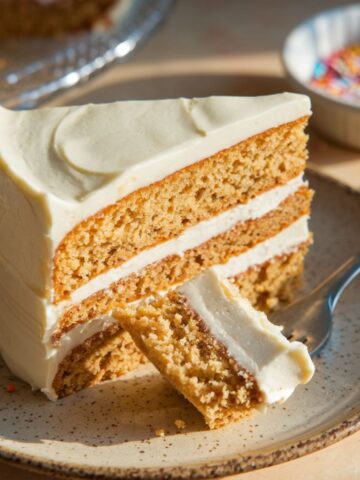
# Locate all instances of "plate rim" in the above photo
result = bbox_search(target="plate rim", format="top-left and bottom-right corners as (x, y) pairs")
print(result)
(0, 169), (359, 479)
(0, 409), (359, 480)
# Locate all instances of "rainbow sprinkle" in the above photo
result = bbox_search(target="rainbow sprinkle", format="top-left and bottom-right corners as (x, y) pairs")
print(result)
(310, 44), (360, 104)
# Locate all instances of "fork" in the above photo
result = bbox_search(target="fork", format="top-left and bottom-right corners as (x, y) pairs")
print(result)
(270, 255), (360, 356)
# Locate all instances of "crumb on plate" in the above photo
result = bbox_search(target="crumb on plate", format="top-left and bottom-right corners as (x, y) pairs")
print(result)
(175, 419), (186, 429)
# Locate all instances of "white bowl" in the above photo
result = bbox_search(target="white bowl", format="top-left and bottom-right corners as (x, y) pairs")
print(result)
(282, 4), (360, 150)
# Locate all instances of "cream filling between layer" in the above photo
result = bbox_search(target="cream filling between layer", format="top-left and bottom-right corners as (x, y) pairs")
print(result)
(178, 269), (315, 405)
(53, 175), (306, 316)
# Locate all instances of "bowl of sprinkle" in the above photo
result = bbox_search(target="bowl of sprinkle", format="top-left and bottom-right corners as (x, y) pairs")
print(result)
(282, 4), (360, 150)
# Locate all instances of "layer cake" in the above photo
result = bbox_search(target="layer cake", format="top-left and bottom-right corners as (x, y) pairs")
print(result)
(0, 93), (312, 399)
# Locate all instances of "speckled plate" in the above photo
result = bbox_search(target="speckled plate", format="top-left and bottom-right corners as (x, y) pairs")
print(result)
(0, 171), (359, 479)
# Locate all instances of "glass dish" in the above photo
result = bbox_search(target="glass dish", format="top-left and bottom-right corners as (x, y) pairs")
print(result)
(0, 0), (174, 109)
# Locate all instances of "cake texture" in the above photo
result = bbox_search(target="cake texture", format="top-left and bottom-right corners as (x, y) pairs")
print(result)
(116, 270), (315, 429)
(0, 93), (312, 399)
(0, 0), (118, 37)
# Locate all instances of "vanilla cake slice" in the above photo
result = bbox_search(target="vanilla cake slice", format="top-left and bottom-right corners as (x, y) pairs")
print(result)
(117, 270), (315, 429)
(0, 93), (312, 399)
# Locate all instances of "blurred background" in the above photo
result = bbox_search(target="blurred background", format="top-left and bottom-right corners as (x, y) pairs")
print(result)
(48, 0), (360, 191)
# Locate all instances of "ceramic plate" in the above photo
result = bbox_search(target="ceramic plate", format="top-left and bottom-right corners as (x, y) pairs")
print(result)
(0, 171), (359, 479)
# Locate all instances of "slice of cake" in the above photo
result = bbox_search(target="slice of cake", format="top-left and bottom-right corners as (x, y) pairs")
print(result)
(0, 0), (118, 37)
(116, 270), (315, 429)
(0, 93), (312, 399)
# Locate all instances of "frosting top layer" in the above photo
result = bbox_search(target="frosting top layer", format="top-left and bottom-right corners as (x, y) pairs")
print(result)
(0, 93), (311, 202)
(178, 270), (314, 404)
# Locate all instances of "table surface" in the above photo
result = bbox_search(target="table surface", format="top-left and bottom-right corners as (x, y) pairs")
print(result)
(1, 0), (360, 478)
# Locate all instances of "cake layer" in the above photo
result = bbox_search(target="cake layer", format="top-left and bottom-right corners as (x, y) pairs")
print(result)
(232, 241), (310, 312)
(53, 187), (312, 341)
(117, 271), (314, 429)
(52, 242), (310, 399)
(52, 326), (145, 399)
(54, 117), (308, 301)
(0, 94), (311, 299)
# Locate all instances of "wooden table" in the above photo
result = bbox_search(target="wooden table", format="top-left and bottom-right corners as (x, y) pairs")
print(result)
(2, 0), (360, 478)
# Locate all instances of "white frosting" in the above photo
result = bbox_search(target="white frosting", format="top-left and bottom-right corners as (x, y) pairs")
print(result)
(0, 94), (311, 297)
(178, 270), (315, 404)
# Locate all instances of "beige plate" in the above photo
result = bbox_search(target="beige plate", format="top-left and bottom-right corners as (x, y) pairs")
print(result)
(0, 171), (359, 479)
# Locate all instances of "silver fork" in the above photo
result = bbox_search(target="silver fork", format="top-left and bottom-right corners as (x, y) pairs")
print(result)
(270, 255), (360, 356)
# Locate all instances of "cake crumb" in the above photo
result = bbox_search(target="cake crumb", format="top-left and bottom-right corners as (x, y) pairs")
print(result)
(266, 297), (279, 310)
(154, 428), (165, 437)
(174, 419), (186, 430)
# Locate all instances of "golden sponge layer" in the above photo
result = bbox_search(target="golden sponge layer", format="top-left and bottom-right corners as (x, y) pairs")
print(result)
(53, 325), (146, 398)
(53, 118), (309, 302)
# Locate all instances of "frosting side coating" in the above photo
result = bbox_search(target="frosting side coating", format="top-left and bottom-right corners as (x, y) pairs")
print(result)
(0, 164), (51, 297)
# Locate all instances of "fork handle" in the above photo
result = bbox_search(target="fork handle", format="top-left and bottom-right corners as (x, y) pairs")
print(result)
(328, 256), (360, 311)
